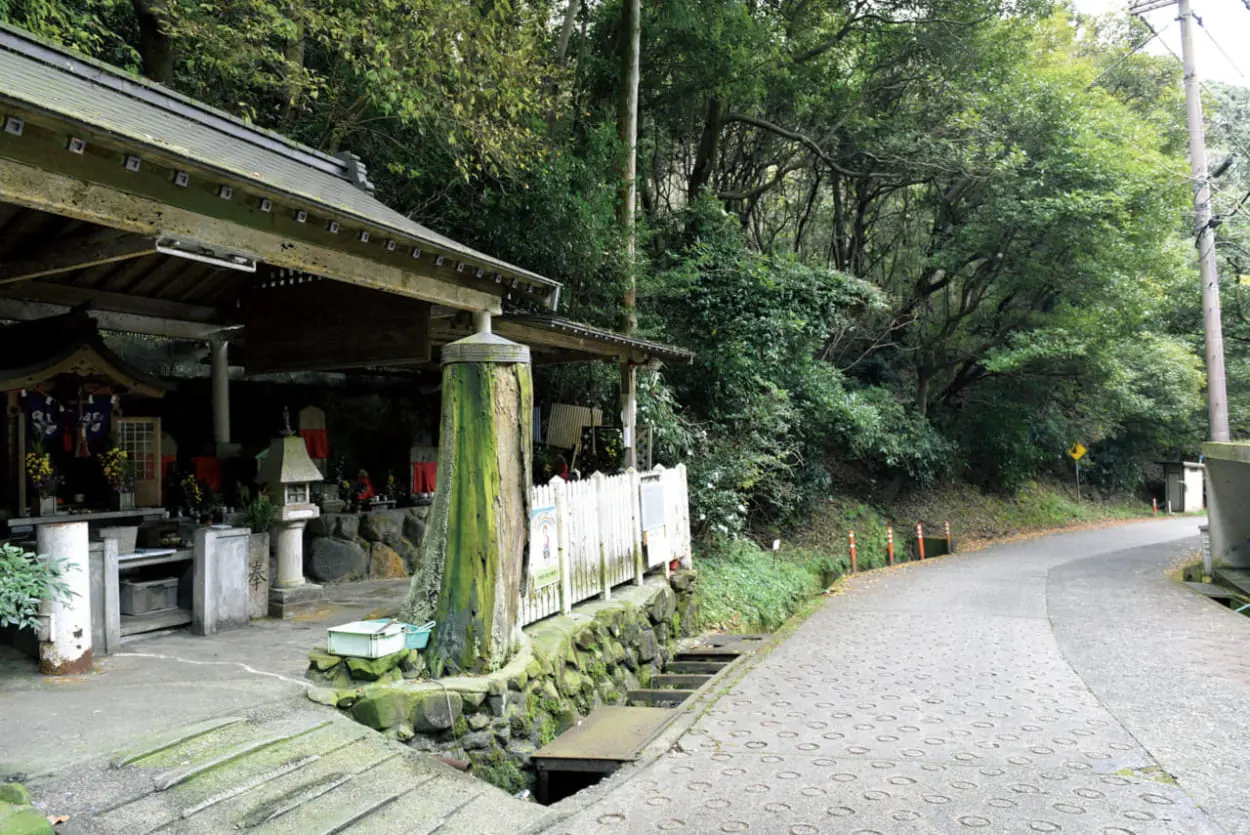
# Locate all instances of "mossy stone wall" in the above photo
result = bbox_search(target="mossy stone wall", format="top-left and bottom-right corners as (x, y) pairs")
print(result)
(307, 576), (685, 793)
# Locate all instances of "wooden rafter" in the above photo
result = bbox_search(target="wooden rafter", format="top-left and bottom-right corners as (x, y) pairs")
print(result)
(0, 297), (228, 339)
(0, 230), (156, 285)
(0, 279), (230, 324)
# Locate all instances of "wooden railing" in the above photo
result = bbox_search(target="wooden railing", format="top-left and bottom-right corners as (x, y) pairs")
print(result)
(517, 464), (692, 628)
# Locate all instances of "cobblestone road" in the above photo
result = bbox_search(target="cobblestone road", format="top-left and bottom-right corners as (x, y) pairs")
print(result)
(552, 518), (1250, 834)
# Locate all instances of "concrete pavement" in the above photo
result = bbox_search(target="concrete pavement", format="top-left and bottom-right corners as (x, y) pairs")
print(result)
(553, 518), (1239, 834)
(0, 578), (410, 779)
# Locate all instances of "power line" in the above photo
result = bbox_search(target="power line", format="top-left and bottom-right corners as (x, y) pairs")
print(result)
(1195, 15), (1248, 80)
(1136, 16), (1250, 161)
(1086, 21), (1173, 90)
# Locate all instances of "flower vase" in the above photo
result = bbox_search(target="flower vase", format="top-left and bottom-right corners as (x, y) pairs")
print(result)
(114, 491), (135, 511)
(37, 496), (56, 517)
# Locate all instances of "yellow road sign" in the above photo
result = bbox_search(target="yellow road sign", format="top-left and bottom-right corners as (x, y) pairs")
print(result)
(1068, 443), (1087, 461)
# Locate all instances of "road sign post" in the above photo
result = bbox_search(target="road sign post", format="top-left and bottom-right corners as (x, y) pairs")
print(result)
(1068, 443), (1086, 502)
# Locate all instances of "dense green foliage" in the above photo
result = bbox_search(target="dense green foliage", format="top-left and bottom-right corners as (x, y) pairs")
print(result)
(0, 543), (74, 632)
(694, 539), (834, 632)
(4, 0), (1240, 542)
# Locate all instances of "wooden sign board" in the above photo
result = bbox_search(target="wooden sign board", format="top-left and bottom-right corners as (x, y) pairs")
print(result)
(640, 481), (667, 532)
(529, 505), (560, 589)
(244, 279), (431, 373)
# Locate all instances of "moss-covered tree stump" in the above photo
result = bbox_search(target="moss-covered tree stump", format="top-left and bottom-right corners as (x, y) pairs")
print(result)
(404, 329), (532, 676)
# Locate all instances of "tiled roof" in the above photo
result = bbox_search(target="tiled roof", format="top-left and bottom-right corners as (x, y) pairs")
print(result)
(0, 24), (560, 301)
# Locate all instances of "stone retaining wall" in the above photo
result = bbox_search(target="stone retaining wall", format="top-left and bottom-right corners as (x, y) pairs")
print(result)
(303, 507), (429, 583)
(305, 572), (696, 793)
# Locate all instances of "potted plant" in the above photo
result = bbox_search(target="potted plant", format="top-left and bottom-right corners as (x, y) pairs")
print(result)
(98, 446), (136, 510)
(243, 496), (277, 619)
(179, 473), (211, 523)
(0, 542), (74, 642)
(25, 443), (60, 516)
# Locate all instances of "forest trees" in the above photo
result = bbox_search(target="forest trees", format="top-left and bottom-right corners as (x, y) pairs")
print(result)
(0, 0), (1224, 536)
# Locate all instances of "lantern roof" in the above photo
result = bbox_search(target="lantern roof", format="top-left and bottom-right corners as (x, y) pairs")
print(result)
(256, 434), (323, 486)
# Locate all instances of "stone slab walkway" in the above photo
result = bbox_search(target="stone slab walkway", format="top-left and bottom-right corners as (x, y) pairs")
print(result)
(550, 518), (1238, 834)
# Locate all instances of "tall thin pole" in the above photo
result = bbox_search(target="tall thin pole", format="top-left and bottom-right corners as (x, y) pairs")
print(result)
(1178, 0), (1230, 441)
(617, 0), (641, 470)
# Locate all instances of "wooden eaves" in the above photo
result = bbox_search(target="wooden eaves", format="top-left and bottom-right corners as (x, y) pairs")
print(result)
(0, 23), (561, 320)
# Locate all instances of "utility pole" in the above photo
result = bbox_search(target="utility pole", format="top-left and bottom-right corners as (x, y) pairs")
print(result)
(1131, 0), (1230, 441)
(617, 0), (641, 470)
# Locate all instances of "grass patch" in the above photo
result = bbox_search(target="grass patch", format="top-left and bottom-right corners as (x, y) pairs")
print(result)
(694, 539), (836, 632)
(472, 753), (527, 794)
(693, 479), (1152, 635)
(886, 479), (1149, 545)
(796, 479), (1151, 559)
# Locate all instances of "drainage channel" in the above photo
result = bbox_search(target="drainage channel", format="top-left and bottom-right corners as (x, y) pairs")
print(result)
(531, 634), (764, 804)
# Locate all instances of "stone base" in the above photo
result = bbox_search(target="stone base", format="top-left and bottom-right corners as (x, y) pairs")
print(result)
(269, 582), (324, 619)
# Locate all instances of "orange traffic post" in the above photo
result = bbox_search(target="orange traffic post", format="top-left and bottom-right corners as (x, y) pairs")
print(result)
(1152, 497), (1158, 516)
(916, 523), (926, 560)
(887, 526), (895, 566)
(944, 520), (952, 553)
(849, 530), (857, 573)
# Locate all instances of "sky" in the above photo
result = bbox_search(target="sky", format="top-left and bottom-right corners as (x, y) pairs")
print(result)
(1072, 0), (1250, 86)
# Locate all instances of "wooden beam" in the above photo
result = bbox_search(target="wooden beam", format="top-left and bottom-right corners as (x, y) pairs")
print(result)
(0, 232), (156, 285)
(0, 150), (503, 313)
(0, 279), (229, 324)
(493, 320), (630, 361)
(0, 297), (228, 339)
(245, 281), (431, 373)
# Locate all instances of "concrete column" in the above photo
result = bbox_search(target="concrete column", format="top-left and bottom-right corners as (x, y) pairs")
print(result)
(473, 310), (492, 334)
(210, 337), (230, 448)
(193, 526), (251, 636)
(268, 511), (322, 619)
(273, 519), (306, 587)
(36, 520), (92, 675)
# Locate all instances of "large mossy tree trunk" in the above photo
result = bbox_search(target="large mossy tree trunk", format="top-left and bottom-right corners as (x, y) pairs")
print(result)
(404, 350), (532, 677)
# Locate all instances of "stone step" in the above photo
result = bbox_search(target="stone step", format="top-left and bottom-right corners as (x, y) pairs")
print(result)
(670, 648), (741, 662)
(651, 674), (712, 690)
(89, 721), (363, 833)
(337, 775), (496, 835)
(156, 738), (391, 834)
(664, 660), (730, 675)
(626, 688), (695, 707)
(33, 705), (550, 835)
(248, 774), (406, 835)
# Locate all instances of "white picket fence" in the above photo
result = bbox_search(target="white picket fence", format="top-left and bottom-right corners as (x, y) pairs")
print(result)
(518, 464), (692, 628)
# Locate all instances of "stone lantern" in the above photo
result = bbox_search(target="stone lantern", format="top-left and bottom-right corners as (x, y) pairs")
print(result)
(258, 418), (324, 618)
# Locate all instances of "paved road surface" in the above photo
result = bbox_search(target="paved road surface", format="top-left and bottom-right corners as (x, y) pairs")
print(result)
(555, 518), (1250, 834)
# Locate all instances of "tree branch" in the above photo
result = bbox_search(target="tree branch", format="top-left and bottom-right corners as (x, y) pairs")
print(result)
(723, 113), (877, 178)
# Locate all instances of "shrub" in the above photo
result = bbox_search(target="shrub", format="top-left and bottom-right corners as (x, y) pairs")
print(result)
(694, 539), (834, 632)
(0, 542), (75, 632)
(243, 496), (278, 534)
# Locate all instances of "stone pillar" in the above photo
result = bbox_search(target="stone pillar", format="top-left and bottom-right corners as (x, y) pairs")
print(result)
(274, 519), (305, 587)
(36, 521), (92, 675)
(210, 336), (231, 452)
(268, 513), (322, 619)
(192, 526), (250, 635)
(404, 320), (533, 676)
